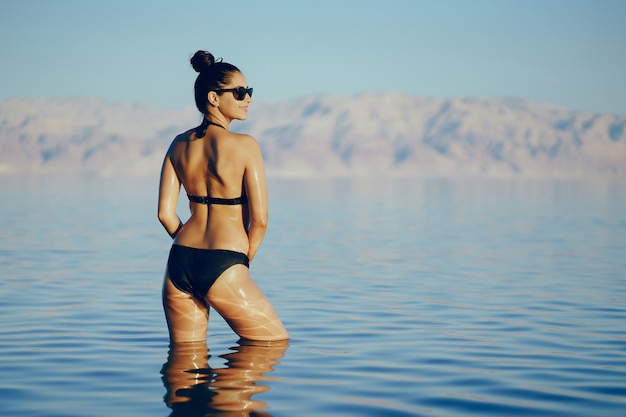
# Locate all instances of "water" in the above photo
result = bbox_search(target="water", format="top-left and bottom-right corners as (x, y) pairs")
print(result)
(1, 176), (625, 416)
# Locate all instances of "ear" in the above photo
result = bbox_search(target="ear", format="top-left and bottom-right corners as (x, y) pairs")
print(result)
(207, 91), (219, 106)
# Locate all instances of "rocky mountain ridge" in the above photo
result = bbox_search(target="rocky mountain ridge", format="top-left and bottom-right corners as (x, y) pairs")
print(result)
(1, 93), (624, 179)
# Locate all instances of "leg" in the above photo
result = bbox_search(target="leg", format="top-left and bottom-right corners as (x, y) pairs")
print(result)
(162, 270), (209, 343)
(206, 265), (289, 341)
(161, 340), (209, 407)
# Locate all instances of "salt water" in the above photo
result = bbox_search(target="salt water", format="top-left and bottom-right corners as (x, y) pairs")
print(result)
(1, 177), (625, 416)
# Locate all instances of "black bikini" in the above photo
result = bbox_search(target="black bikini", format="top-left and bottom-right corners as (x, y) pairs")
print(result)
(167, 194), (249, 299)
(187, 195), (248, 205)
(167, 246), (249, 299)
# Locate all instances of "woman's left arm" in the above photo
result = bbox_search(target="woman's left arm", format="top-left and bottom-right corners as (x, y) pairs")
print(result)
(158, 152), (183, 239)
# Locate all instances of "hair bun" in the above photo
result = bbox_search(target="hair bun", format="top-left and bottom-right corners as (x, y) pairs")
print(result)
(190, 50), (216, 73)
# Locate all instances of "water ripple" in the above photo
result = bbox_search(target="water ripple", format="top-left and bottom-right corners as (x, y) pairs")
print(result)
(1, 178), (626, 416)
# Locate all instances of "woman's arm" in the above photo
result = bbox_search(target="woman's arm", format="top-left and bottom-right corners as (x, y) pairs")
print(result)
(243, 136), (268, 262)
(158, 152), (183, 239)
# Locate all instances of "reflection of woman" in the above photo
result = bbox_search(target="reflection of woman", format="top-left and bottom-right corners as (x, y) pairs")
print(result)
(158, 50), (288, 342)
(161, 340), (288, 416)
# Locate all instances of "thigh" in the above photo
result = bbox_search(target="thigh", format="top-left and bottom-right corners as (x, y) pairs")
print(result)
(162, 272), (209, 343)
(206, 265), (288, 341)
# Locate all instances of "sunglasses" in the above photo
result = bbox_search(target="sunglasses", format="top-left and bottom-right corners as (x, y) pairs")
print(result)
(215, 86), (253, 101)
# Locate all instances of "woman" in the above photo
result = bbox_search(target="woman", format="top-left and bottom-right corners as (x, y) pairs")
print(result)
(158, 50), (288, 343)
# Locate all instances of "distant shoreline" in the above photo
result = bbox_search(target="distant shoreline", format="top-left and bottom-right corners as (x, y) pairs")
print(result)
(1, 94), (625, 181)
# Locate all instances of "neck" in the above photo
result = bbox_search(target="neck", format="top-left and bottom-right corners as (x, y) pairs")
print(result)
(204, 118), (226, 130)
(195, 115), (227, 139)
(206, 110), (231, 129)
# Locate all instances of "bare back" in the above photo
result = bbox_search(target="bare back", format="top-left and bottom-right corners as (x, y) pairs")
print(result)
(160, 124), (268, 259)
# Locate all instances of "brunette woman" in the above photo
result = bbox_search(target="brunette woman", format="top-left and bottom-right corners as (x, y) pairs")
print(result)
(158, 50), (288, 343)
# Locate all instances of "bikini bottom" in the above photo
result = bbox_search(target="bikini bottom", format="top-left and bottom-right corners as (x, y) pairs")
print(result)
(167, 244), (249, 300)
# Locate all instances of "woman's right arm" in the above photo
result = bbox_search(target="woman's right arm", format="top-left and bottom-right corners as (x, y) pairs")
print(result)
(158, 152), (183, 239)
(243, 136), (268, 262)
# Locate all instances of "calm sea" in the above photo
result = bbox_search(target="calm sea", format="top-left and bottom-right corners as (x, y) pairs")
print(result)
(1, 176), (625, 416)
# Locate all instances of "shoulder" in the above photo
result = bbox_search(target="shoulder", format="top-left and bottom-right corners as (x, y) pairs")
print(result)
(167, 129), (194, 152)
(228, 131), (261, 152)
(175, 128), (196, 142)
(229, 131), (257, 144)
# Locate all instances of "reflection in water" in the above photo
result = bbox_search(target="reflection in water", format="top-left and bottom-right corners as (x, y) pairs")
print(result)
(161, 339), (288, 416)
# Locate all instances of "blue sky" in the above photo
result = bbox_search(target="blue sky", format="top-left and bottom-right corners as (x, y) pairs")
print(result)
(1, 0), (625, 114)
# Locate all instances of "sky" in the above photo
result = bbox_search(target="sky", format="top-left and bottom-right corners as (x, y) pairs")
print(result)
(1, 0), (625, 115)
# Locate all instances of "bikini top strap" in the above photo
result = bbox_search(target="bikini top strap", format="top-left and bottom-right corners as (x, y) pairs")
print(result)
(194, 118), (226, 139)
(187, 195), (248, 205)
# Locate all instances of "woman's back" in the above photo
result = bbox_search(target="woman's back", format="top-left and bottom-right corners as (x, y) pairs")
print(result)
(168, 125), (255, 253)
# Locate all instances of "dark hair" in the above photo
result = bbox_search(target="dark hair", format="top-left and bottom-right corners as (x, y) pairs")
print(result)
(191, 50), (240, 115)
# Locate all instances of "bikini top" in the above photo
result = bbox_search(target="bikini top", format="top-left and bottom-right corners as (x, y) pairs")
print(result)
(188, 120), (246, 206)
(187, 194), (248, 205)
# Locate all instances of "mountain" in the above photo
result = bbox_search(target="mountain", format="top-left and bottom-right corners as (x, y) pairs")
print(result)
(1, 94), (624, 179)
